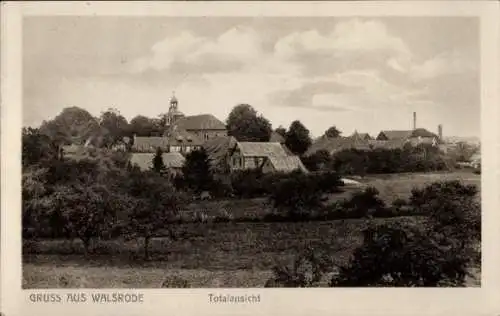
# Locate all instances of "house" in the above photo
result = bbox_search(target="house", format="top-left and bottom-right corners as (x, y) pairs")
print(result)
(172, 114), (227, 141)
(376, 128), (439, 147)
(269, 131), (286, 144)
(131, 129), (203, 154)
(131, 136), (170, 153)
(202, 135), (238, 173)
(228, 141), (301, 172)
(129, 152), (185, 177)
(350, 131), (372, 140)
(261, 155), (308, 173)
(376, 130), (414, 141)
(165, 128), (204, 154)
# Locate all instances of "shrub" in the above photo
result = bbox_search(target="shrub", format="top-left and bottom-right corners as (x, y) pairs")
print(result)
(341, 187), (386, 218)
(230, 169), (267, 198)
(269, 172), (325, 220)
(265, 247), (331, 287)
(331, 223), (470, 287)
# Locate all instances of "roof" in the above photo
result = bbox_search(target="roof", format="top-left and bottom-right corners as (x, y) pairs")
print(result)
(202, 136), (238, 169)
(234, 142), (288, 157)
(410, 128), (439, 139)
(132, 137), (170, 152)
(368, 139), (407, 150)
(165, 129), (203, 146)
(174, 114), (226, 131)
(377, 130), (413, 140)
(350, 132), (372, 140)
(266, 155), (308, 173)
(269, 131), (286, 143)
(130, 152), (185, 171)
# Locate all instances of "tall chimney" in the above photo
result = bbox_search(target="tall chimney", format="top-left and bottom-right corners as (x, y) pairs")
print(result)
(438, 124), (443, 139)
(413, 112), (416, 130)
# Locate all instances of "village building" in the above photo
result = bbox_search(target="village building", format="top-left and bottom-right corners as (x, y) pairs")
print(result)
(129, 152), (185, 177)
(130, 93), (227, 154)
(269, 131), (286, 144)
(172, 114), (227, 141)
(261, 155), (308, 173)
(228, 141), (306, 173)
(350, 131), (373, 140)
(202, 135), (238, 173)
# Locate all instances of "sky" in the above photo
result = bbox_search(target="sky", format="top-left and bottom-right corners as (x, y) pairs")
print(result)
(23, 16), (480, 138)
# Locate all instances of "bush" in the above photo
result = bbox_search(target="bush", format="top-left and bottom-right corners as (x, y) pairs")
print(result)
(265, 247), (332, 287)
(269, 171), (326, 220)
(230, 169), (267, 198)
(331, 223), (470, 287)
(341, 187), (386, 218)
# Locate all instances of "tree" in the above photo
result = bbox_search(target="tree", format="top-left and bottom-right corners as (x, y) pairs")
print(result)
(39, 107), (101, 146)
(269, 171), (324, 219)
(182, 148), (213, 194)
(275, 126), (287, 137)
(331, 181), (480, 287)
(129, 115), (160, 137)
(285, 120), (312, 155)
(126, 170), (186, 260)
(226, 104), (272, 142)
(330, 223), (470, 287)
(22, 127), (59, 167)
(151, 147), (166, 174)
(47, 183), (119, 255)
(324, 126), (342, 138)
(99, 108), (129, 148)
(301, 149), (332, 172)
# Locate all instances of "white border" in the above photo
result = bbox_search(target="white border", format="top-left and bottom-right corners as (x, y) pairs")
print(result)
(2, 2), (500, 316)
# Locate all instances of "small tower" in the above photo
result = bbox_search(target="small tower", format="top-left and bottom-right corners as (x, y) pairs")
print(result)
(169, 91), (178, 112)
(166, 91), (184, 126)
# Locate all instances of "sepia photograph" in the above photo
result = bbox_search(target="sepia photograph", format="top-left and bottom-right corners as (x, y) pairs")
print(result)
(19, 14), (485, 289)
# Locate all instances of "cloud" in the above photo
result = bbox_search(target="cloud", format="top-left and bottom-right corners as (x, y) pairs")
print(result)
(273, 19), (413, 76)
(129, 26), (263, 74)
(410, 50), (478, 81)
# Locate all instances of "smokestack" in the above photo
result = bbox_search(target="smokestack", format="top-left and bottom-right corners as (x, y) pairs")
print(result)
(412, 112), (416, 130)
(438, 124), (443, 139)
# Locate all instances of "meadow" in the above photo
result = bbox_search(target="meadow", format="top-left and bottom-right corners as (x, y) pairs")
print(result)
(23, 170), (481, 288)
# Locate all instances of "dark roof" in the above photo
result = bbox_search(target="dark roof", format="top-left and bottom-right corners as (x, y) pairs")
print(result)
(174, 114), (226, 131)
(269, 131), (285, 143)
(165, 129), (203, 146)
(132, 137), (170, 152)
(410, 128), (438, 138)
(202, 136), (238, 169)
(377, 130), (413, 140)
(350, 131), (372, 140)
(130, 152), (185, 171)
(266, 155), (308, 173)
(234, 142), (289, 157)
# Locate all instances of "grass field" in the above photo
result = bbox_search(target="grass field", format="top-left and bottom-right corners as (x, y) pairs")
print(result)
(23, 170), (481, 288)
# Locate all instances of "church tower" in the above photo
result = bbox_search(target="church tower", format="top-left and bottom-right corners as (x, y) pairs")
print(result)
(166, 91), (184, 126)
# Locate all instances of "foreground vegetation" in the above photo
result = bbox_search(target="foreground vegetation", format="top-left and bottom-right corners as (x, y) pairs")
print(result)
(23, 170), (481, 288)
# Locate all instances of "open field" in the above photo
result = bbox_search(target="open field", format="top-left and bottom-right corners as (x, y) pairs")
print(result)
(186, 170), (481, 219)
(23, 171), (481, 288)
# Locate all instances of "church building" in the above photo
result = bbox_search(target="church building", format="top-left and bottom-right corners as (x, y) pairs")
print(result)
(131, 93), (227, 154)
